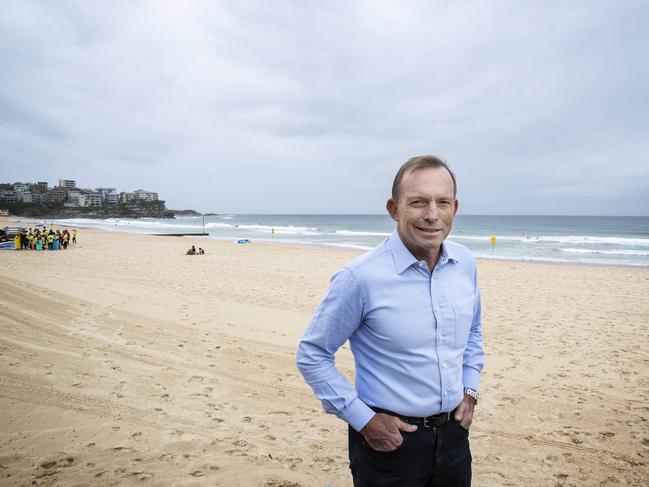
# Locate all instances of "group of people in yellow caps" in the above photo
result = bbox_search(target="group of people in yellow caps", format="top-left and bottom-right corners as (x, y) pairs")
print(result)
(16, 227), (77, 251)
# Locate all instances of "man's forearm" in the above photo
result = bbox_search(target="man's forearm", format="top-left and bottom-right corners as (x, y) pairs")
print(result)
(296, 339), (374, 431)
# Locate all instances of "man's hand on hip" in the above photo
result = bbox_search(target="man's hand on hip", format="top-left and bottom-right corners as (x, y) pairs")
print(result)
(360, 413), (418, 452)
(453, 393), (477, 430)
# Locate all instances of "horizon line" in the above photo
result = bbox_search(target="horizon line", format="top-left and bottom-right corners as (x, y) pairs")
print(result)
(184, 212), (649, 218)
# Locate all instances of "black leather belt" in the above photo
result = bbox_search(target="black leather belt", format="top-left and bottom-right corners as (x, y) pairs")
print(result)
(371, 407), (453, 429)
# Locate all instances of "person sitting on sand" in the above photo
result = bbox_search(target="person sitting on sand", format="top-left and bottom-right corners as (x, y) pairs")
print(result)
(186, 245), (196, 255)
(198, 248), (205, 255)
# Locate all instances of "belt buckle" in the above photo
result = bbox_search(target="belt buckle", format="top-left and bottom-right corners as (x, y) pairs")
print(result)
(423, 412), (450, 428)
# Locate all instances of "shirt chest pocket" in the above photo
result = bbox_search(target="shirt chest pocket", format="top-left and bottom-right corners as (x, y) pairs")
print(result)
(453, 296), (475, 348)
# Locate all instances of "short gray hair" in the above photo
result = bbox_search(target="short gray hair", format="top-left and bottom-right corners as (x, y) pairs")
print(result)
(391, 155), (457, 202)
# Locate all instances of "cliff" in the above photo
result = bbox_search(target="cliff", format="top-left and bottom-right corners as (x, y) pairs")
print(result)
(4, 201), (175, 219)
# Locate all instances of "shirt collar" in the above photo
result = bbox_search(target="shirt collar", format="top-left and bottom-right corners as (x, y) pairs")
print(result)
(439, 240), (460, 266)
(389, 231), (459, 274)
(389, 231), (419, 274)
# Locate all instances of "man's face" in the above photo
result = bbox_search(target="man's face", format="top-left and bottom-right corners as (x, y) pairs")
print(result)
(386, 166), (458, 263)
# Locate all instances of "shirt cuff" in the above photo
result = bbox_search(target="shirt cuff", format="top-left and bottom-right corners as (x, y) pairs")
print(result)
(342, 397), (376, 432)
(463, 366), (481, 392)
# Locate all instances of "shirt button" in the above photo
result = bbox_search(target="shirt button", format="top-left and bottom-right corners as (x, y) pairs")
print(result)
(442, 363), (448, 368)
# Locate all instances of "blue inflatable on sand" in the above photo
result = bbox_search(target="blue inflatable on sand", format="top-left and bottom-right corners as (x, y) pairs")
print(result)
(236, 239), (251, 244)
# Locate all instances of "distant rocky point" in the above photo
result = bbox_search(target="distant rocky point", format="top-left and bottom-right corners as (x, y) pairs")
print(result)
(170, 209), (201, 216)
(170, 210), (222, 217)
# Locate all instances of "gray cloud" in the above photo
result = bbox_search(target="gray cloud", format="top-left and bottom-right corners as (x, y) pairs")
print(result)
(1, 0), (648, 215)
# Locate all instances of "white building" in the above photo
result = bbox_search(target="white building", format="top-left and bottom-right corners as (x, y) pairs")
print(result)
(18, 192), (32, 203)
(13, 182), (27, 193)
(96, 187), (118, 204)
(133, 189), (158, 202)
(67, 189), (82, 206)
(88, 193), (102, 207)
(59, 179), (76, 189)
(80, 190), (102, 207)
(119, 192), (135, 203)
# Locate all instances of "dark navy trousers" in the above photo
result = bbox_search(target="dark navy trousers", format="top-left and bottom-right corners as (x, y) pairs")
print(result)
(348, 419), (472, 486)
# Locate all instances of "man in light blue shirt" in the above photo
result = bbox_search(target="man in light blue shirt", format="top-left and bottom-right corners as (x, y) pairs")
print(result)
(297, 155), (484, 486)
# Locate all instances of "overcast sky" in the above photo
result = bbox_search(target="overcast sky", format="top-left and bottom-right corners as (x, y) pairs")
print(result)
(1, 1), (648, 215)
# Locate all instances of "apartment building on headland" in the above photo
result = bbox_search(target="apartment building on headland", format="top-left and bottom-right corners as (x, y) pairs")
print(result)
(133, 189), (158, 202)
(0, 179), (159, 208)
(58, 179), (76, 189)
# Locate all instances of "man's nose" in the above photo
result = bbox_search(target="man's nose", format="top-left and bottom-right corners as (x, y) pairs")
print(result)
(423, 203), (439, 221)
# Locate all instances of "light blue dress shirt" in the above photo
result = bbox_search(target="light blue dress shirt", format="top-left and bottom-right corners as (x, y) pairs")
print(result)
(296, 232), (484, 432)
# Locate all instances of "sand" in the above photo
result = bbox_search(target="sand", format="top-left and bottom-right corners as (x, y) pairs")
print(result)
(1, 217), (648, 486)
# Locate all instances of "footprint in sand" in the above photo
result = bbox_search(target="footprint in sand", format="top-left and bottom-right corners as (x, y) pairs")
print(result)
(262, 481), (302, 487)
(130, 471), (154, 480)
(110, 446), (136, 453)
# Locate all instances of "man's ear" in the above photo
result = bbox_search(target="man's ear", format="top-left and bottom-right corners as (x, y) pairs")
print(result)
(453, 199), (459, 216)
(386, 198), (399, 222)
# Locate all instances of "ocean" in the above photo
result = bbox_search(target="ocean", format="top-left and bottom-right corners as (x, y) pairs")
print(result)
(29, 214), (649, 267)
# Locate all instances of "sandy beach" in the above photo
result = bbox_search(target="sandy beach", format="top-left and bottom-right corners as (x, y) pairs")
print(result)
(1, 218), (648, 486)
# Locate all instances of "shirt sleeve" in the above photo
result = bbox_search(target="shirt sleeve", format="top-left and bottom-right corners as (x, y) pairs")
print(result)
(462, 266), (485, 391)
(296, 268), (375, 432)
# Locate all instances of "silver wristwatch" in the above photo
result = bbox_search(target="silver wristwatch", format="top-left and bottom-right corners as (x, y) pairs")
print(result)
(464, 388), (478, 403)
